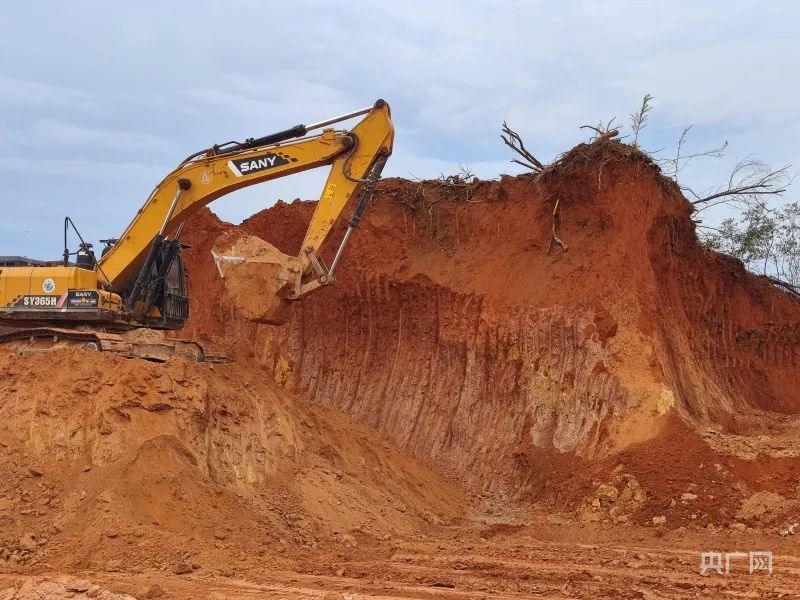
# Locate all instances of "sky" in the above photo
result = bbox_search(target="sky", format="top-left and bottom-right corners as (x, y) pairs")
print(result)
(1, 1), (798, 258)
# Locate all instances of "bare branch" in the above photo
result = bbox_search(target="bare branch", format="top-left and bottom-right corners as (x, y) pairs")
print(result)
(579, 118), (620, 143)
(674, 126), (691, 186)
(691, 160), (790, 209)
(501, 122), (545, 173)
(654, 125), (729, 188)
(511, 158), (537, 170)
(766, 276), (800, 298)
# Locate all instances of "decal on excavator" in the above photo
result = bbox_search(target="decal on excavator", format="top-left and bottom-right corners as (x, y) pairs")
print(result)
(227, 151), (297, 177)
(66, 290), (99, 308)
(14, 295), (60, 308)
(9, 291), (98, 309)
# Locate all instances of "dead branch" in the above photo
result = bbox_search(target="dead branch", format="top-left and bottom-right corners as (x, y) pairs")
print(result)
(767, 275), (800, 298)
(436, 166), (476, 201)
(690, 159), (790, 211)
(501, 122), (545, 173)
(398, 184), (423, 212)
(580, 118), (620, 143)
(404, 165), (478, 205)
(673, 126), (691, 186)
(548, 197), (568, 253)
(436, 164), (477, 186)
(657, 125), (728, 185)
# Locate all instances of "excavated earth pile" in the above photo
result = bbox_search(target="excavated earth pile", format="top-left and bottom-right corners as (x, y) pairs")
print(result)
(0, 350), (463, 592)
(181, 140), (800, 528)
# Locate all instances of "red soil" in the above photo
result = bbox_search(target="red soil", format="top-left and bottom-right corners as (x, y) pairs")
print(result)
(0, 349), (463, 578)
(180, 141), (800, 523)
(3, 140), (800, 598)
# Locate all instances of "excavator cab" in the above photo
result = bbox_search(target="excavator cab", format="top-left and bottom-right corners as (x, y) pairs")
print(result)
(75, 243), (97, 270)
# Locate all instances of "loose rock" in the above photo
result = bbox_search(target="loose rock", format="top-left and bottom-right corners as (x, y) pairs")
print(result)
(18, 534), (37, 552)
(67, 580), (91, 592)
(175, 562), (194, 575)
(144, 584), (165, 598)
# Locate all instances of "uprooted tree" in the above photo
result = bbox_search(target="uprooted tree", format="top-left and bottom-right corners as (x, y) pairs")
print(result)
(687, 158), (790, 213)
(500, 121), (565, 252)
(500, 94), (799, 293)
(671, 142), (796, 291)
(500, 119), (621, 253)
(501, 122), (545, 173)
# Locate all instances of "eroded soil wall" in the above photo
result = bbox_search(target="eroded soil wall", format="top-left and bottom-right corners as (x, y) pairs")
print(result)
(181, 142), (800, 499)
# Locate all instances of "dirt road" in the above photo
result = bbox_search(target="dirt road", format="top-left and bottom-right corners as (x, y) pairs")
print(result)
(2, 518), (797, 599)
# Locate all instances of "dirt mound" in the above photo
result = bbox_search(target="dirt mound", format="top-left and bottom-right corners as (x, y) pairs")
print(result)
(180, 140), (800, 516)
(0, 348), (463, 575)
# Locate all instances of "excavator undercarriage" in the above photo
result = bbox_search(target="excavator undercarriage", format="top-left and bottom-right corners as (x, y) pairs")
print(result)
(0, 326), (226, 363)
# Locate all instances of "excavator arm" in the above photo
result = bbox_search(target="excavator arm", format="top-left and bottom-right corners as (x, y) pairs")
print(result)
(98, 100), (393, 310)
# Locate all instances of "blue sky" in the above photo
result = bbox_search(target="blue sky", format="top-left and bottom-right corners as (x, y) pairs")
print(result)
(1, 1), (798, 258)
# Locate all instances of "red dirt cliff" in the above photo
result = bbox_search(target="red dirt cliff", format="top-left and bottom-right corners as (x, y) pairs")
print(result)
(180, 140), (800, 509)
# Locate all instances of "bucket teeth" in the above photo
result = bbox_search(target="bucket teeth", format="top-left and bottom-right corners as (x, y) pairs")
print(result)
(211, 250), (246, 278)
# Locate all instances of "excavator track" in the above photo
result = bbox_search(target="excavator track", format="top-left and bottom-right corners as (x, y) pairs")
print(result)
(0, 326), (226, 363)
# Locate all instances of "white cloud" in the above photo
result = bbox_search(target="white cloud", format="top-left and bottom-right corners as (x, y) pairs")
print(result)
(182, 72), (357, 127)
(0, 76), (96, 111)
(6, 118), (166, 150)
(1, 0), (799, 256)
(0, 157), (164, 180)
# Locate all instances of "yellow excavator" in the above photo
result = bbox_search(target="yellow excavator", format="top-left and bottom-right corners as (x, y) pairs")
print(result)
(0, 100), (394, 361)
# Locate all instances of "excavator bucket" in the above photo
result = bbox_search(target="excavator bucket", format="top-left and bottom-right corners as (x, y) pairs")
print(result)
(211, 234), (298, 325)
